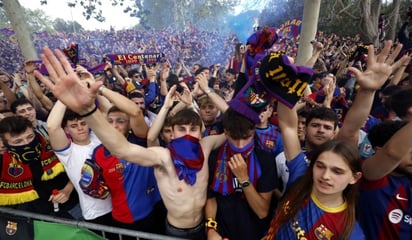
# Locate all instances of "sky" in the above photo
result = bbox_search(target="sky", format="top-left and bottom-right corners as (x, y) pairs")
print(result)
(18, 0), (264, 31)
(19, 0), (139, 30)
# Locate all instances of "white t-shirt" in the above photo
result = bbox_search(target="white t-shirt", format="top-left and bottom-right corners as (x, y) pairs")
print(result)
(54, 131), (112, 220)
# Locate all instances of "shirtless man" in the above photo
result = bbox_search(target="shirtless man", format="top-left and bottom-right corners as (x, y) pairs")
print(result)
(35, 47), (225, 239)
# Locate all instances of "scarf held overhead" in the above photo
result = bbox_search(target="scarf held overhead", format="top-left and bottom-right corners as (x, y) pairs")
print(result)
(105, 53), (165, 65)
(168, 135), (204, 186)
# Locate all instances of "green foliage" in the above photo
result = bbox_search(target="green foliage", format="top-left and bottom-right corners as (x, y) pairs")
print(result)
(0, 3), (84, 34)
(53, 18), (85, 33)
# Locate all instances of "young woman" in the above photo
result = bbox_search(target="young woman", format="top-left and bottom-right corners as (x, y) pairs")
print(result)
(264, 140), (364, 240)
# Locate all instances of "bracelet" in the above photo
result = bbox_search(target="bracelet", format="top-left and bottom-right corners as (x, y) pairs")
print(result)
(98, 85), (106, 96)
(205, 217), (217, 231)
(205, 88), (213, 95)
(78, 105), (98, 118)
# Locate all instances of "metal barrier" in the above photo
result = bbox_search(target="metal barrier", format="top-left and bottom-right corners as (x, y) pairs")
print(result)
(0, 207), (185, 240)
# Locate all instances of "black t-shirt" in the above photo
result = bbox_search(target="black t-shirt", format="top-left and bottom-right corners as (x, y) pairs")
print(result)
(208, 145), (278, 240)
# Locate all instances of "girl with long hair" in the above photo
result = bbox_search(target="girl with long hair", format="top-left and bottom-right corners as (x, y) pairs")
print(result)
(264, 140), (364, 239)
(263, 95), (365, 239)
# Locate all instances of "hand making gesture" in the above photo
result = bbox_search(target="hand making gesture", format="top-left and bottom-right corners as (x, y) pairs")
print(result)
(34, 47), (102, 115)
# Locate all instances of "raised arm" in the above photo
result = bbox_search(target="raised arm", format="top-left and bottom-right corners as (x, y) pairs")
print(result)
(337, 41), (409, 145)
(196, 72), (229, 113)
(305, 41), (324, 67)
(147, 85), (178, 147)
(99, 85), (148, 139)
(36, 47), (163, 167)
(46, 100), (70, 150)
(277, 101), (301, 161)
(362, 121), (412, 180)
(25, 62), (53, 110)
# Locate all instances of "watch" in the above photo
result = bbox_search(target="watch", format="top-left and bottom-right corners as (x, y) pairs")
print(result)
(240, 179), (251, 188)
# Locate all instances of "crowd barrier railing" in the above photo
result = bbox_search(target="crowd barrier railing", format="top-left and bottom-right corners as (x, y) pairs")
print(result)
(0, 207), (185, 240)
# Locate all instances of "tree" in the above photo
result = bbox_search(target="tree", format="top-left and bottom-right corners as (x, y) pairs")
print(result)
(53, 18), (85, 33)
(3, 0), (38, 61)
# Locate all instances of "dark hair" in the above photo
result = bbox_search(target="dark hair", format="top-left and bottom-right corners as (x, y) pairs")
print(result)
(368, 121), (408, 148)
(107, 106), (123, 115)
(222, 107), (255, 139)
(10, 98), (34, 114)
(170, 109), (202, 129)
(62, 108), (83, 127)
(297, 108), (309, 118)
(0, 116), (33, 142)
(389, 88), (412, 119)
(194, 67), (209, 77)
(128, 92), (145, 99)
(128, 69), (140, 78)
(306, 107), (339, 130)
(225, 68), (237, 75)
(269, 140), (362, 239)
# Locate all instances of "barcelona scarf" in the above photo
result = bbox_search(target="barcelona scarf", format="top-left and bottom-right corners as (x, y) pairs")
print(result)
(211, 139), (261, 196)
(0, 133), (64, 205)
(168, 135), (204, 185)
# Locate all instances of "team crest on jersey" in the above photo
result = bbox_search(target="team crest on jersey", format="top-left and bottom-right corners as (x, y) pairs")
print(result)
(314, 224), (334, 240)
(115, 162), (124, 173)
(361, 143), (372, 155)
(6, 221), (17, 235)
(265, 140), (274, 149)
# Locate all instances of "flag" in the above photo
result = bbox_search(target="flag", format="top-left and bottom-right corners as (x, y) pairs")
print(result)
(0, 213), (105, 240)
(33, 220), (106, 240)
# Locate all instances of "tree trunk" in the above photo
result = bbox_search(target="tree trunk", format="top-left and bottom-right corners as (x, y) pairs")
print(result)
(360, 0), (381, 45)
(389, 0), (401, 41)
(295, 0), (321, 65)
(3, 0), (38, 61)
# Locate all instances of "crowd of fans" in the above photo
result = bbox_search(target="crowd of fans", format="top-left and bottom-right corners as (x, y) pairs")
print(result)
(0, 16), (412, 240)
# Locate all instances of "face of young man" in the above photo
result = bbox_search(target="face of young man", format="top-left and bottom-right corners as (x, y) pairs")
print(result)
(305, 118), (336, 149)
(107, 111), (130, 136)
(130, 97), (145, 111)
(225, 72), (235, 83)
(199, 103), (219, 125)
(64, 119), (90, 145)
(15, 103), (36, 125)
(172, 124), (202, 140)
(3, 127), (35, 147)
(160, 125), (173, 145)
(297, 115), (307, 141)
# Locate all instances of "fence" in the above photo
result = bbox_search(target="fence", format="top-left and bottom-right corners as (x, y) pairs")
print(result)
(0, 207), (185, 240)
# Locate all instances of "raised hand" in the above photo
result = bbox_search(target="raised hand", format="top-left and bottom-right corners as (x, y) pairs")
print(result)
(348, 40), (408, 91)
(34, 47), (102, 115)
(163, 85), (178, 110)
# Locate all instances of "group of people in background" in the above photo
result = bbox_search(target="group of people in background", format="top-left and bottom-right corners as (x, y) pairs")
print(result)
(0, 14), (412, 240)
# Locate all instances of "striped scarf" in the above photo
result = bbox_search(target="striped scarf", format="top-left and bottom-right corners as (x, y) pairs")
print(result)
(0, 133), (64, 205)
(211, 139), (261, 196)
(168, 135), (204, 185)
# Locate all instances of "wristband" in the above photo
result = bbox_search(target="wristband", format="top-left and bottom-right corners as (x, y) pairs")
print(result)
(205, 88), (213, 95)
(205, 217), (217, 231)
(78, 105), (98, 118)
(98, 85), (106, 96)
